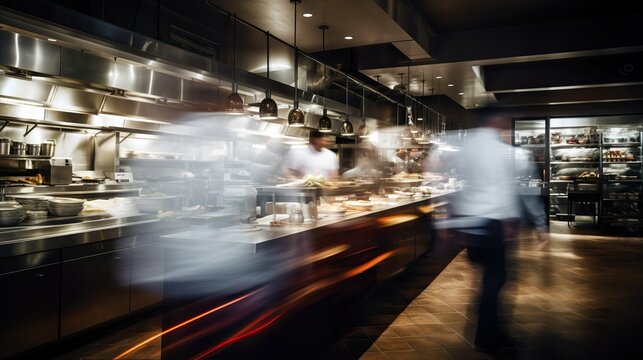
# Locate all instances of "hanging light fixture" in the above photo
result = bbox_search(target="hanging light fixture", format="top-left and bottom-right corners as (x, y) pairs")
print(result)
(317, 25), (332, 133)
(259, 31), (278, 119)
(357, 84), (370, 138)
(341, 76), (354, 136)
(225, 14), (244, 115)
(287, 0), (305, 127)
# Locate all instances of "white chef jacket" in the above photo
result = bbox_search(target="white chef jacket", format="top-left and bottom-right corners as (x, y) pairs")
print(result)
(285, 145), (338, 178)
(450, 127), (545, 231)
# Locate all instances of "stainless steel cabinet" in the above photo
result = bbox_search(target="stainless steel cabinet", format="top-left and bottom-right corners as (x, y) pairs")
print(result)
(60, 238), (133, 337)
(0, 251), (60, 358)
(131, 235), (164, 311)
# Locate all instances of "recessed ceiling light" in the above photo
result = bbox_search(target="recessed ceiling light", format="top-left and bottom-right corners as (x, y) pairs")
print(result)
(458, 92), (464, 95)
(435, 76), (442, 79)
(344, 36), (353, 40)
(303, 13), (313, 17)
(47, 38), (57, 42)
(475, 104), (479, 107)
(448, 84), (454, 87)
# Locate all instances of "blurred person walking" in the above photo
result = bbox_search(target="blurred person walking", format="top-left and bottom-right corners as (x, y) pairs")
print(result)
(451, 109), (548, 353)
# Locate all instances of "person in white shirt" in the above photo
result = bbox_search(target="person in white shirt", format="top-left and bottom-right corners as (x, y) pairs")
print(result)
(285, 130), (338, 178)
(451, 109), (548, 353)
(342, 150), (380, 178)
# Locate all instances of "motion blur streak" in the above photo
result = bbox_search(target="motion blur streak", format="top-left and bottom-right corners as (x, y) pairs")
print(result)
(193, 314), (282, 360)
(376, 214), (419, 226)
(345, 251), (393, 278)
(114, 290), (258, 359)
(196, 251), (394, 357)
(301, 244), (351, 265)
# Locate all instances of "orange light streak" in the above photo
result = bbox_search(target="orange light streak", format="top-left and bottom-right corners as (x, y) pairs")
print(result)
(345, 251), (393, 277)
(114, 290), (257, 359)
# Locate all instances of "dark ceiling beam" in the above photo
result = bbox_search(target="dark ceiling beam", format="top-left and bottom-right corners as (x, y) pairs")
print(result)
(494, 85), (643, 106)
(372, 0), (437, 58)
(491, 100), (643, 119)
(482, 53), (643, 92)
(435, 13), (643, 64)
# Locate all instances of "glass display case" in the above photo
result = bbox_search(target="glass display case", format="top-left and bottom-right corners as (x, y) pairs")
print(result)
(513, 116), (642, 232)
(513, 119), (547, 181)
(599, 127), (642, 231)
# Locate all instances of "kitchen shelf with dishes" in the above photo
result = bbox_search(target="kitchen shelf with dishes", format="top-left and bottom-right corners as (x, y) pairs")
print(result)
(513, 117), (642, 232)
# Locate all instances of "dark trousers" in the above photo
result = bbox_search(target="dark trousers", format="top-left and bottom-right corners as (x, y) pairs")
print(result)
(464, 219), (507, 346)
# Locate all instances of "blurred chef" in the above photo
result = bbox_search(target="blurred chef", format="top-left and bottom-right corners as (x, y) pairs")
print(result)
(285, 130), (338, 178)
(342, 150), (380, 178)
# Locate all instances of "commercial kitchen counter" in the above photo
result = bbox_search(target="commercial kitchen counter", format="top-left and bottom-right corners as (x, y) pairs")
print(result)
(0, 212), (178, 258)
(162, 191), (454, 253)
(159, 191), (454, 359)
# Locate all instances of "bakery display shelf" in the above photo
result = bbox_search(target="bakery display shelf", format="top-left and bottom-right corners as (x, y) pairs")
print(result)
(550, 180), (574, 183)
(550, 143), (600, 148)
(605, 179), (642, 182)
(602, 143), (641, 148)
(602, 198), (640, 202)
(603, 161), (641, 164)
(550, 161), (599, 164)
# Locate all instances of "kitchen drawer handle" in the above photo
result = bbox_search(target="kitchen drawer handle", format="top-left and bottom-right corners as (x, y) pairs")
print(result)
(36, 273), (45, 277)
(114, 256), (122, 260)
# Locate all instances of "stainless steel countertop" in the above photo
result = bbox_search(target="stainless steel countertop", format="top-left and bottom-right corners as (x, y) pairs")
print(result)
(161, 192), (455, 253)
(0, 212), (182, 258)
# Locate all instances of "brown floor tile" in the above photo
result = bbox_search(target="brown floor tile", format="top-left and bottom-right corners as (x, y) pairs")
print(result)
(374, 338), (413, 352)
(360, 352), (389, 360)
(382, 350), (425, 360)
(415, 348), (452, 360)
(403, 336), (442, 350)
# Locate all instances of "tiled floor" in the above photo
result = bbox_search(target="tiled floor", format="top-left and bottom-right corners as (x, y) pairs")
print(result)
(47, 220), (643, 359)
(327, 221), (643, 360)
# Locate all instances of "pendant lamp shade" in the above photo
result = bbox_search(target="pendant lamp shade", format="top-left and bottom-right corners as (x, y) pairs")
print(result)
(341, 118), (354, 136)
(259, 96), (278, 119)
(318, 108), (332, 132)
(260, 31), (278, 120)
(341, 76), (353, 136)
(288, 106), (305, 127)
(317, 25), (332, 132)
(225, 14), (244, 115)
(287, 0), (305, 127)
(225, 90), (244, 115)
(357, 85), (370, 138)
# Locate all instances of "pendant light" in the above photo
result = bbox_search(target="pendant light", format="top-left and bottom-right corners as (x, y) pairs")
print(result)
(406, 65), (419, 134)
(317, 25), (332, 133)
(341, 76), (354, 136)
(259, 31), (278, 119)
(357, 84), (370, 138)
(225, 14), (244, 115)
(287, 0), (305, 127)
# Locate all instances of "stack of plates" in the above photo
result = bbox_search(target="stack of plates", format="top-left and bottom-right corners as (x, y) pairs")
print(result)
(11, 195), (52, 211)
(48, 197), (85, 217)
(0, 202), (27, 226)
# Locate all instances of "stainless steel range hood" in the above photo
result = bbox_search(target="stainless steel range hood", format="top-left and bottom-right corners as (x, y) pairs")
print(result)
(0, 7), (384, 142)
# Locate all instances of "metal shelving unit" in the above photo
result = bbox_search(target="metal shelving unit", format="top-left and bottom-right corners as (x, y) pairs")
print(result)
(599, 129), (642, 232)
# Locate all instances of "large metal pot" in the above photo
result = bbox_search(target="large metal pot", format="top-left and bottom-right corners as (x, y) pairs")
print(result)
(0, 138), (11, 155)
(10, 141), (25, 156)
(40, 139), (56, 157)
(26, 143), (41, 156)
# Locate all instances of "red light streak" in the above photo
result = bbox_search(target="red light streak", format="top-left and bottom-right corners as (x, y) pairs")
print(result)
(193, 314), (282, 359)
(114, 290), (257, 359)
